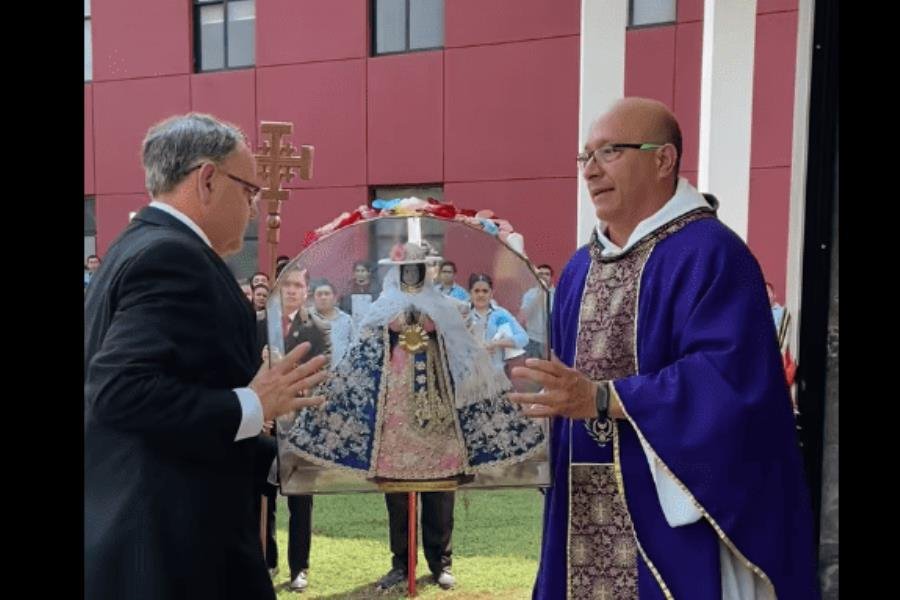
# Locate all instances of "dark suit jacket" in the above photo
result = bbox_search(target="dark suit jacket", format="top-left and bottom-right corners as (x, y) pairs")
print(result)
(338, 280), (381, 316)
(252, 305), (327, 499)
(253, 308), (328, 364)
(84, 206), (275, 600)
(284, 309), (328, 356)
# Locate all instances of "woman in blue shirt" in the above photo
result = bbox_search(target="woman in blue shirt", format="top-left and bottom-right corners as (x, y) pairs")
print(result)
(466, 273), (529, 373)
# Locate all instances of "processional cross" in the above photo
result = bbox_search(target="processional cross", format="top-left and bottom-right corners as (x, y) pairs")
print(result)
(254, 122), (314, 278)
(252, 122), (312, 561)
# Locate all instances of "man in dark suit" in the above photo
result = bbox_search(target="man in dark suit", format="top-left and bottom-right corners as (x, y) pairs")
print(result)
(253, 266), (329, 586)
(84, 113), (328, 600)
(274, 266), (329, 591)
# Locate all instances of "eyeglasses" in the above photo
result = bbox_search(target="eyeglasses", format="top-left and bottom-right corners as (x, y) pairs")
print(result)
(186, 163), (262, 205)
(223, 170), (261, 202)
(576, 143), (666, 169)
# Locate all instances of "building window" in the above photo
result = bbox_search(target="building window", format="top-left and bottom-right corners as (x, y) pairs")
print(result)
(372, 0), (444, 56)
(223, 216), (259, 281)
(194, 0), (255, 72)
(84, 0), (92, 81)
(629, 0), (677, 28)
(84, 197), (97, 261)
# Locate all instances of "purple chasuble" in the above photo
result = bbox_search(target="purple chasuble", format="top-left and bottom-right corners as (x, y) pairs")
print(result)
(533, 210), (819, 599)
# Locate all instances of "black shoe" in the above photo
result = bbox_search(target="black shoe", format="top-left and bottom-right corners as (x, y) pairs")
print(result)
(376, 567), (408, 590)
(434, 567), (455, 590)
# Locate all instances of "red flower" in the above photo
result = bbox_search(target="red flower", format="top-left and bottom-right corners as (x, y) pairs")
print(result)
(301, 200), (506, 250)
(335, 209), (364, 230)
(389, 243), (406, 262)
(425, 203), (458, 219)
(301, 230), (319, 249)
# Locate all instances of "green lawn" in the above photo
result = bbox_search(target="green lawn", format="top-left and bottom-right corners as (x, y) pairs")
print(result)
(270, 488), (545, 599)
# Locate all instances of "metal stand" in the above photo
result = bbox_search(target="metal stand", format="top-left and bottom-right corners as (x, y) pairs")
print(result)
(377, 479), (458, 597)
(407, 492), (417, 597)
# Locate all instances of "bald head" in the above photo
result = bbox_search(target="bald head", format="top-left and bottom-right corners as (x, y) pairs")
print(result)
(581, 97), (684, 247)
(600, 98), (682, 177)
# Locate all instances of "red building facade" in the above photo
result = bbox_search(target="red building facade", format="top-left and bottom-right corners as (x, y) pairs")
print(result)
(84, 0), (800, 296)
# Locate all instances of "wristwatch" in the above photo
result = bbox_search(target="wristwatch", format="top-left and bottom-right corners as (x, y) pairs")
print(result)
(594, 380), (610, 420)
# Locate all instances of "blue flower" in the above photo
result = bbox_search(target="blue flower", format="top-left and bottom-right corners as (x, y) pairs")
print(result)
(479, 219), (499, 235)
(373, 198), (402, 210)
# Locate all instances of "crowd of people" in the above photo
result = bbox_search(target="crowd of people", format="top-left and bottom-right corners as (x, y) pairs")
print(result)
(85, 105), (818, 600)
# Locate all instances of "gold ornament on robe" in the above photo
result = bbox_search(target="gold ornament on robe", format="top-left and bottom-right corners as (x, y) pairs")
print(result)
(399, 324), (429, 353)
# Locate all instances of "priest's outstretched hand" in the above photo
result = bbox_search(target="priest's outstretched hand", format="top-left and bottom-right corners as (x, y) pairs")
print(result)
(508, 355), (623, 419)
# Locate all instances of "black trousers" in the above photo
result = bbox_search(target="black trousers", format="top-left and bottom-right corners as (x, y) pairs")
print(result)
(287, 495), (313, 577)
(385, 491), (454, 575)
(253, 435), (279, 570)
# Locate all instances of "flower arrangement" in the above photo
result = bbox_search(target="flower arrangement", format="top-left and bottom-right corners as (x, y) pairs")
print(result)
(302, 197), (525, 255)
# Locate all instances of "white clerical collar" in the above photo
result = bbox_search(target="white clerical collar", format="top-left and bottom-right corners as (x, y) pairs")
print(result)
(594, 178), (712, 257)
(149, 201), (212, 248)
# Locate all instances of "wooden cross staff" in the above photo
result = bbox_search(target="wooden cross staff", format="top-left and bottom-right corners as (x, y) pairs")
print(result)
(254, 122), (314, 279)
(253, 122), (312, 561)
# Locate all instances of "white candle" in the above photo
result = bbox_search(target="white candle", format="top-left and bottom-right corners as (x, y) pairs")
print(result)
(407, 216), (422, 245)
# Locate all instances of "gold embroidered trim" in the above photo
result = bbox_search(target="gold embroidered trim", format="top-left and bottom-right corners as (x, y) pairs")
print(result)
(613, 420), (674, 599)
(367, 326), (394, 478)
(613, 384), (777, 597)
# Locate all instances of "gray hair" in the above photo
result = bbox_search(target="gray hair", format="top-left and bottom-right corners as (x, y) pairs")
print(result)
(141, 113), (246, 197)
